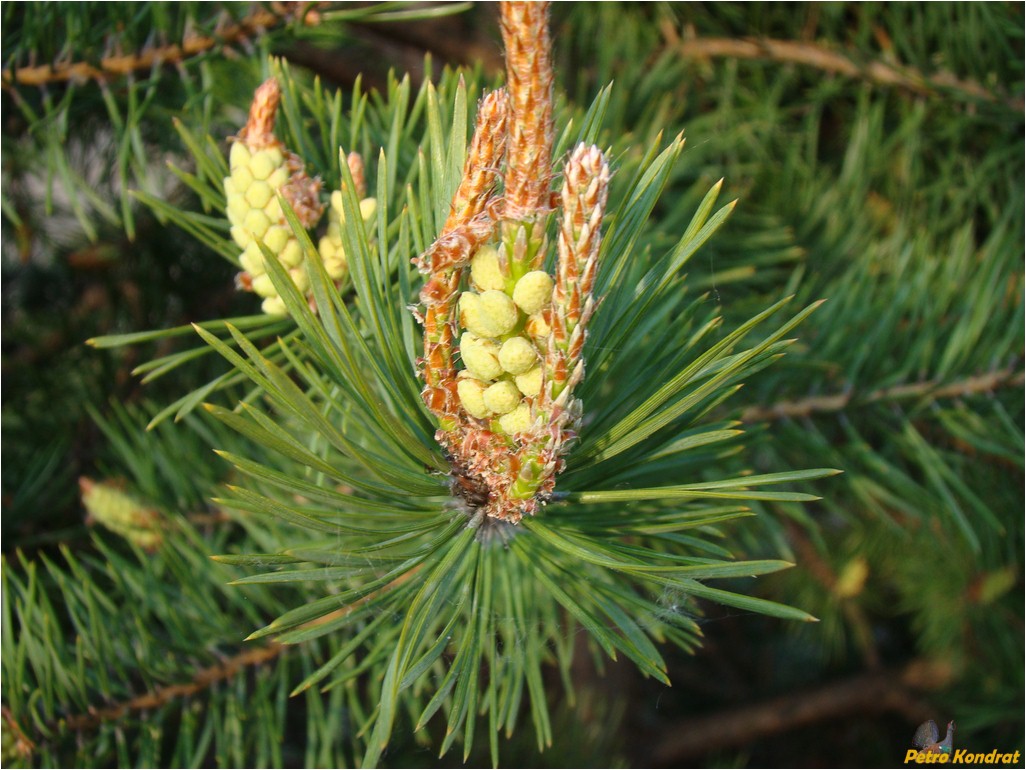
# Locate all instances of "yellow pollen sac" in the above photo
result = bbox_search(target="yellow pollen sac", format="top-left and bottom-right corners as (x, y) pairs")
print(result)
(514, 366), (543, 397)
(483, 380), (521, 415)
(250, 273), (276, 298)
(460, 334), (503, 381)
(248, 150), (278, 181)
(498, 336), (537, 374)
(239, 243), (266, 276)
(330, 190), (345, 217)
(266, 167), (288, 190)
(512, 270), (554, 315)
(263, 225), (289, 254)
(263, 196), (283, 222)
(319, 233), (347, 278)
(230, 225), (252, 249)
(290, 265), (310, 293)
(231, 165), (254, 192)
(359, 198), (377, 222)
(243, 209), (271, 239)
(461, 290), (519, 338)
(457, 378), (492, 419)
(229, 142), (251, 169)
(245, 181), (273, 210)
(262, 296), (288, 316)
(470, 245), (506, 291)
(499, 403), (533, 434)
(227, 197), (250, 227)
(279, 239), (303, 269)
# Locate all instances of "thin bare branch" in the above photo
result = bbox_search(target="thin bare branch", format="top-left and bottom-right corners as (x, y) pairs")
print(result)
(54, 565), (420, 734)
(59, 643), (283, 732)
(2, 5), (317, 89)
(653, 659), (953, 762)
(669, 34), (1024, 111)
(742, 366), (1024, 423)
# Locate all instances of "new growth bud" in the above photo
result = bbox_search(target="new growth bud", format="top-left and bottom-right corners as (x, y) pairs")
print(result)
(415, 4), (606, 525)
(80, 477), (162, 551)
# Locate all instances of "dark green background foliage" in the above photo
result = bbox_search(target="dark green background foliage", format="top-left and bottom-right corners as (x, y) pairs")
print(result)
(2, 2), (1022, 767)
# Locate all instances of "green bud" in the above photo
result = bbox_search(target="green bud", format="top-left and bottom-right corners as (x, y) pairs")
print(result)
(80, 478), (162, 550)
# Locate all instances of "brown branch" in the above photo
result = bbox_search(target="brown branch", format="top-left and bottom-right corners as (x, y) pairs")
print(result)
(60, 642), (284, 732)
(743, 366), (1025, 423)
(54, 567), (416, 734)
(2, 4), (318, 89)
(653, 658), (953, 762)
(671, 35), (1024, 111)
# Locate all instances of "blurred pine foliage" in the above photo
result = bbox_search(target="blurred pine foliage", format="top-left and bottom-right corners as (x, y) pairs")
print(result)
(2, 2), (1022, 767)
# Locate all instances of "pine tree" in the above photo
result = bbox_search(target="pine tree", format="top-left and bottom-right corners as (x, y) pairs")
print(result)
(3, 2), (1022, 767)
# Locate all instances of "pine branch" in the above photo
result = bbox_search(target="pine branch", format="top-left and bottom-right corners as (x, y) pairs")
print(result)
(663, 32), (1024, 111)
(1, 4), (315, 89)
(652, 659), (953, 762)
(742, 365), (1024, 423)
(57, 643), (284, 733)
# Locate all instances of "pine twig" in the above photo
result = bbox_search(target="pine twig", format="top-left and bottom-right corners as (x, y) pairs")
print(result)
(652, 659), (952, 762)
(1, 4), (318, 89)
(666, 34), (1024, 111)
(742, 365), (1025, 423)
(51, 565), (421, 735)
(58, 643), (284, 732)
